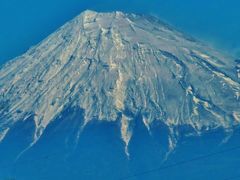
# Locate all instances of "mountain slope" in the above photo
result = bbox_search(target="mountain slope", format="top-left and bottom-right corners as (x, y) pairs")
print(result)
(0, 10), (239, 156)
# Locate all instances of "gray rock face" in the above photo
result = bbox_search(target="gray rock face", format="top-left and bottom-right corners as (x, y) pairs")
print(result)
(0, 10), (239, 154)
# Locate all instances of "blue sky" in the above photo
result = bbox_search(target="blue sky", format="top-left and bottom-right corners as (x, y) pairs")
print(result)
(1, 0), (240, 64)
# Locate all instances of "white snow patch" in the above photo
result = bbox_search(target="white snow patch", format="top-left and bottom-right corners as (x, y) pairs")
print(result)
(121, 115), (132, 158)
(0, 128), (9, 142)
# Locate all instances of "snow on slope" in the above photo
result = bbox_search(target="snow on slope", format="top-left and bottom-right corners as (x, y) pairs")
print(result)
(0, 10), (239, 155)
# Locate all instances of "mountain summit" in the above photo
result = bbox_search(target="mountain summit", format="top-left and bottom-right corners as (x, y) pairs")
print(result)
(0, 10), (239, 155)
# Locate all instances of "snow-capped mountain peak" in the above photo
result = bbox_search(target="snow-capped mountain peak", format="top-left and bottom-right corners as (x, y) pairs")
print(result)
(0, 10), (239, 156)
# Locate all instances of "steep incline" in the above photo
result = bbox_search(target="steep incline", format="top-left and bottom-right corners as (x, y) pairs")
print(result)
(0, 10), (239, 154)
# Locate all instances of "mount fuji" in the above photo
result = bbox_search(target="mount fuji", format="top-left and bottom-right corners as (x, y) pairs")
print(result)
(0, 10), (240, 180)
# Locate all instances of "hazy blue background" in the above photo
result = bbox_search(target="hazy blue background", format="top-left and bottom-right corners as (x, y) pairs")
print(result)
(1, 0), (240, 64)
